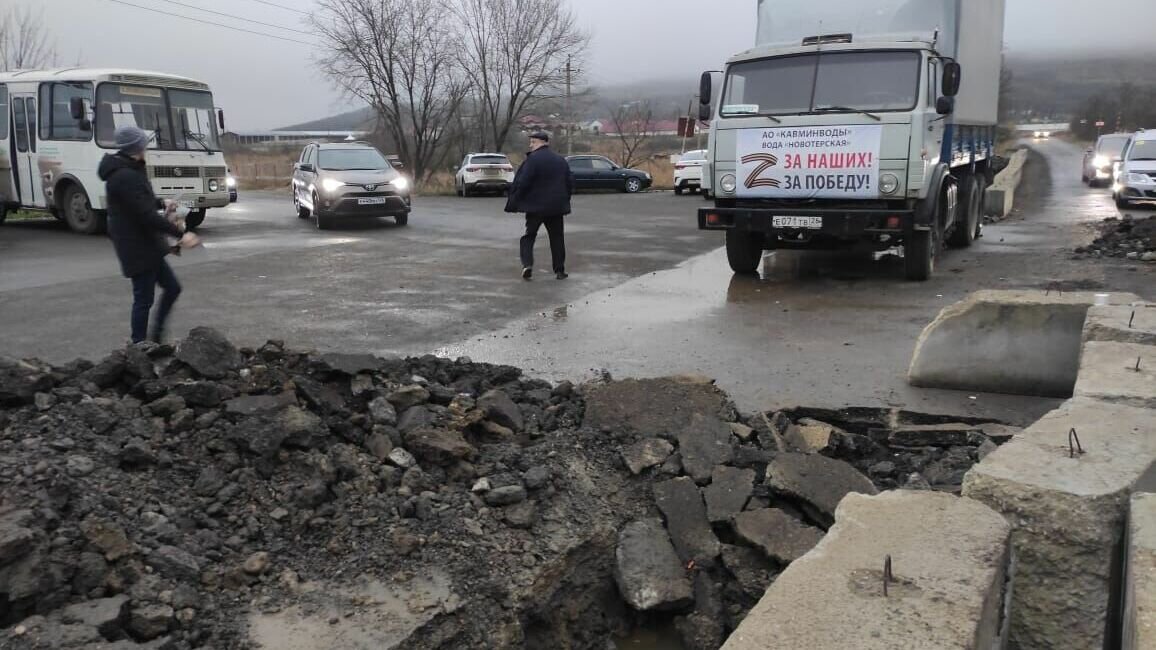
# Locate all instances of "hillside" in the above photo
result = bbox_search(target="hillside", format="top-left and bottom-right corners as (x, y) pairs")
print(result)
(1005, 52), (1156, 118)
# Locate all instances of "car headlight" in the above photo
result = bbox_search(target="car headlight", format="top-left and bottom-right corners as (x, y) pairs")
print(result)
(226, 176), (236, 188)
(644, 172), (651, 180)
(720, 174), (737, 194)
(1128, 173), (1152, 184)
(321, 178), (345, 193)
(208, 179), (220, 192)
(1093, 155), (1110, 168)
(880, 173), (900, 195)
(391, 177), (410, 192)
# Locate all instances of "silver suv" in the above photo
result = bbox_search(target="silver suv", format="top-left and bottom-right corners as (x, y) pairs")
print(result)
(292, 142), (411, 229)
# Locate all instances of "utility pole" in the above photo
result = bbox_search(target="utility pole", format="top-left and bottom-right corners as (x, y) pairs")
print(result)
(566, 55), (573, 156)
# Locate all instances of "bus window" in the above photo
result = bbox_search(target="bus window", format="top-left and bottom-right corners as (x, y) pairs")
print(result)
(13, 98), (29, 153)
(40, 82), (93, 142)
(96, 83), (171, 149)
(170, 89), (220, 151)
(0, 85), (8, 140)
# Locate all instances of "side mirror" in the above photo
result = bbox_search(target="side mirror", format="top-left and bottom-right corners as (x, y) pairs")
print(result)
(936, 96), (955, 116)
(70, 96), (86, 120)
(299, 163), (315, 173)
(217, 109), (226, 131)
(942, 60), (962, 97)
(699, 71), (713, 121)
(79, 119), (93, 132)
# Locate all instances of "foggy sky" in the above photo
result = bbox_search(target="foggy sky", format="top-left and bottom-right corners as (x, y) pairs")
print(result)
(37, 0), (1156, 129)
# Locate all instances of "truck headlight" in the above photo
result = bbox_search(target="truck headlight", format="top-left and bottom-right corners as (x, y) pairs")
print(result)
(880, 173), (900, 195)
(208, 179), (220, 192)
(321, 178), (345, 193)
(720, 174), (737, 194)
(226, 176), (236, 188)
(391, 177), (410, 192)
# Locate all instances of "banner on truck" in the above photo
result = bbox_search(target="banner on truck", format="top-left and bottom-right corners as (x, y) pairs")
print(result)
(736, 125), (883, 199)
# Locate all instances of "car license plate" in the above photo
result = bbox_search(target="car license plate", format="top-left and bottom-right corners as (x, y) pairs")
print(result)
(485, 169), (501, 176)
(773, 216), (822, 229)
(358, 197), (387, 205)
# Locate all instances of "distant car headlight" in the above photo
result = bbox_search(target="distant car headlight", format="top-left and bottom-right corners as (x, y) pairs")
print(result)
(208, 179), (220, 192)
(880, 173), (900, 195)
(321, 178), (345, 193)
(226, 176), (236, 188)
(1093, 155), (1110, 168)
(391, 176), (410, 192)
(1128, 173), (1152, 184)
(720, 174), (737, 194)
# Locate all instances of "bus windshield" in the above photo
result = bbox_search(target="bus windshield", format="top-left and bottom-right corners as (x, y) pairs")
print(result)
(722, 51), (921, 117)
(96, 83), (219, 151)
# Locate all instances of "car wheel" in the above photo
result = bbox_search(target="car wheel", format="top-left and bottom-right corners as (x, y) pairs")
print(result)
(395, 213), (409, 226)
(674, 186), (683, 196)
(63, 185), (106, 235)
(185, 209), (206, 230)
(463, 183), (472, 198)
(295, 194), (310, 219)
(625, 178), (643, 194)
(1116, 195), (1133, 210)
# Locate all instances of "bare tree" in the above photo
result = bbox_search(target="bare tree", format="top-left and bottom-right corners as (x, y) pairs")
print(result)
(607, 101), (655, 170)
(454, 0), (589, 152)
(313, 0), (471, 183)
(0, 3), (57, 71)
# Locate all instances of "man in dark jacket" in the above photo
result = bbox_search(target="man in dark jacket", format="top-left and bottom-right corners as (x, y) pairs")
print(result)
(99, 126), (199, 344)
(507, 131), (573, 280)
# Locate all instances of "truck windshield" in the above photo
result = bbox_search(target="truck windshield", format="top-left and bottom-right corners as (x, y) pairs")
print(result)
(721, 51), (921, 117)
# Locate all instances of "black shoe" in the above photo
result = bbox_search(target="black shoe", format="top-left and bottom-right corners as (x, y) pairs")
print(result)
(522, 267), (533, 281)
(555, 272), (569, 280)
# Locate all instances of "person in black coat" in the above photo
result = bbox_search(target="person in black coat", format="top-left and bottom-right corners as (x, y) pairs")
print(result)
(99, 126), (199, 344)
(507, 131), (573, 280)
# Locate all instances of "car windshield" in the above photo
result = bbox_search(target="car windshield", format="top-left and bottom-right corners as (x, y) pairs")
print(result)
(170, 89), (221, 151)
(1129, 139), (1156, 162)
(722, 50), (921, 117)
(471, 155), (509, 165)
(680, 151), (706, 161)
(319, 148), (391, 170)
(1098, 136), (1130, 157)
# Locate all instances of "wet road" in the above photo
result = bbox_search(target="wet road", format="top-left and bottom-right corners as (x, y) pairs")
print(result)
(2, 139), (1152, 422)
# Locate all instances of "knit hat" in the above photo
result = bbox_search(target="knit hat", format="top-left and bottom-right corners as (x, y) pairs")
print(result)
(114, 126), (150, 155)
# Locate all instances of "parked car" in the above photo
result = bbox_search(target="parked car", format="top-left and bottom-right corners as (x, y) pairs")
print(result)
(1082, 133), (1131, 187)
(566, 155), (652, 193)
(291, 142), (411, 230)
(674, 150), (707, 195)
(456, 153), (515, 196)
(226, 168), (238, 202)
(1113, 130), (1156, 210)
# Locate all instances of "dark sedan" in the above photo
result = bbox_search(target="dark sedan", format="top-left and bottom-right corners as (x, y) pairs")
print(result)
(566, 155), (652, 193)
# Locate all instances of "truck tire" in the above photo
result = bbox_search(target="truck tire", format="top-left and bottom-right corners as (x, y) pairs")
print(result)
(904, 228), (936, 281)
(726, 230), (763, 275)
(0, 203), (7, 226)
(948, 175), (981, 248)
(63, 185), (106, 235)
(185, 209), (205, 230)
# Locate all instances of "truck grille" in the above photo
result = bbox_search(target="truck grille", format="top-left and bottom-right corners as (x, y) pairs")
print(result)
(204, 167), (228, 178)
(151, 166), (201, 178)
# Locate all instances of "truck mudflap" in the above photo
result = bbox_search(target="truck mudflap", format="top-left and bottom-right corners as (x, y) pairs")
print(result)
(698, 206), (914, 244)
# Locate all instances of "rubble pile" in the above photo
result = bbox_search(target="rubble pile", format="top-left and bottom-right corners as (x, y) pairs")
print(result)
(0, 330), (1012, 650)
(1075, 214), (1156, 262)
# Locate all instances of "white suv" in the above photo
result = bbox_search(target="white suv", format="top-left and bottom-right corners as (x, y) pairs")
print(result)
(455, 153), (515, 197)
(674, 150), (707, 195)
(1114, 130), (1156, 210)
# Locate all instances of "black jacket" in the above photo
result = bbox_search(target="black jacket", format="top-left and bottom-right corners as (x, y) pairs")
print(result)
(99, 153), (183, 278)
(507, 146), (573, 216)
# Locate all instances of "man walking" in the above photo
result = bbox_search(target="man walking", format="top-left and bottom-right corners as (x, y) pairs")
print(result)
(508, 131), (573, 280)
(99, 125), (199, 344)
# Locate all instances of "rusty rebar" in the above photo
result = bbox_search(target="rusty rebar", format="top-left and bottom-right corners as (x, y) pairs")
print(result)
(883, 555), (893, 597)
(1069, 428), (1085, 459)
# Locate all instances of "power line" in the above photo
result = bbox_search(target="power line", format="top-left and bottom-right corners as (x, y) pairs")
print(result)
(148, 0), (312, 34)
(105, 0), (312, 45)
(233, 0), (311, 16)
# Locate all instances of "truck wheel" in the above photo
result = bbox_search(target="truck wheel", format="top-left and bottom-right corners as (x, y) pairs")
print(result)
(0, 203), (7, 226)
(63, 185), (106, 235)
(948, 175), (981, 248)
(185, 209), (205, 230)
(904, 228), (936, 281)
(726, 230), (764, 275)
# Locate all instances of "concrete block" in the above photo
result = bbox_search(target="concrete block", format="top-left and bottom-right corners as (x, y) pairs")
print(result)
(1085, 304), (1156, 347)
(1075, 342), (1156, 410)
(909, 290), (1140, 398)
(721, 491), (1011, 650)
(962, 398), (1156, 650)
(1124, 493), (1156, 650)
(986, 149), (1028, 217)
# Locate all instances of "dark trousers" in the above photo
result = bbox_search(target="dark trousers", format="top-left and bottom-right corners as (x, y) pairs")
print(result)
(130, 260), (182, 343)
(520, 213), (566, 273)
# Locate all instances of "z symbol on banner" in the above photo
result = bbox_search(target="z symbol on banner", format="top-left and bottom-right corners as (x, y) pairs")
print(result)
(741, 153), (781, 189)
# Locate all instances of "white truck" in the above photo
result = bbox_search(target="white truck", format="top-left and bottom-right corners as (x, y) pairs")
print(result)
(697, 0), (1006, 280)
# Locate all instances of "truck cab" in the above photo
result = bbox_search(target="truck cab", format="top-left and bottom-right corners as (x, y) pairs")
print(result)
(697, 0), (1005, 281)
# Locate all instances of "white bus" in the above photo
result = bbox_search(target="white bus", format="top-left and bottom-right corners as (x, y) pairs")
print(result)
(0, 68), (230, 234)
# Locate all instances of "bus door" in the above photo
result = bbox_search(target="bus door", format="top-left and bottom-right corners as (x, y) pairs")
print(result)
(11, 93), (41, 207)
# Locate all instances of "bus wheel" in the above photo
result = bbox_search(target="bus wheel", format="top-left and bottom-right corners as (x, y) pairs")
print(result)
(0, 203), (7, 226)
(185, 210), (206, 230)
(63, 186), (106, 235)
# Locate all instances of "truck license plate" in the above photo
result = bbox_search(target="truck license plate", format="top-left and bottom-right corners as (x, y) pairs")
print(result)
(773, 216), (822, 229)
(358, 197), (388, 205)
